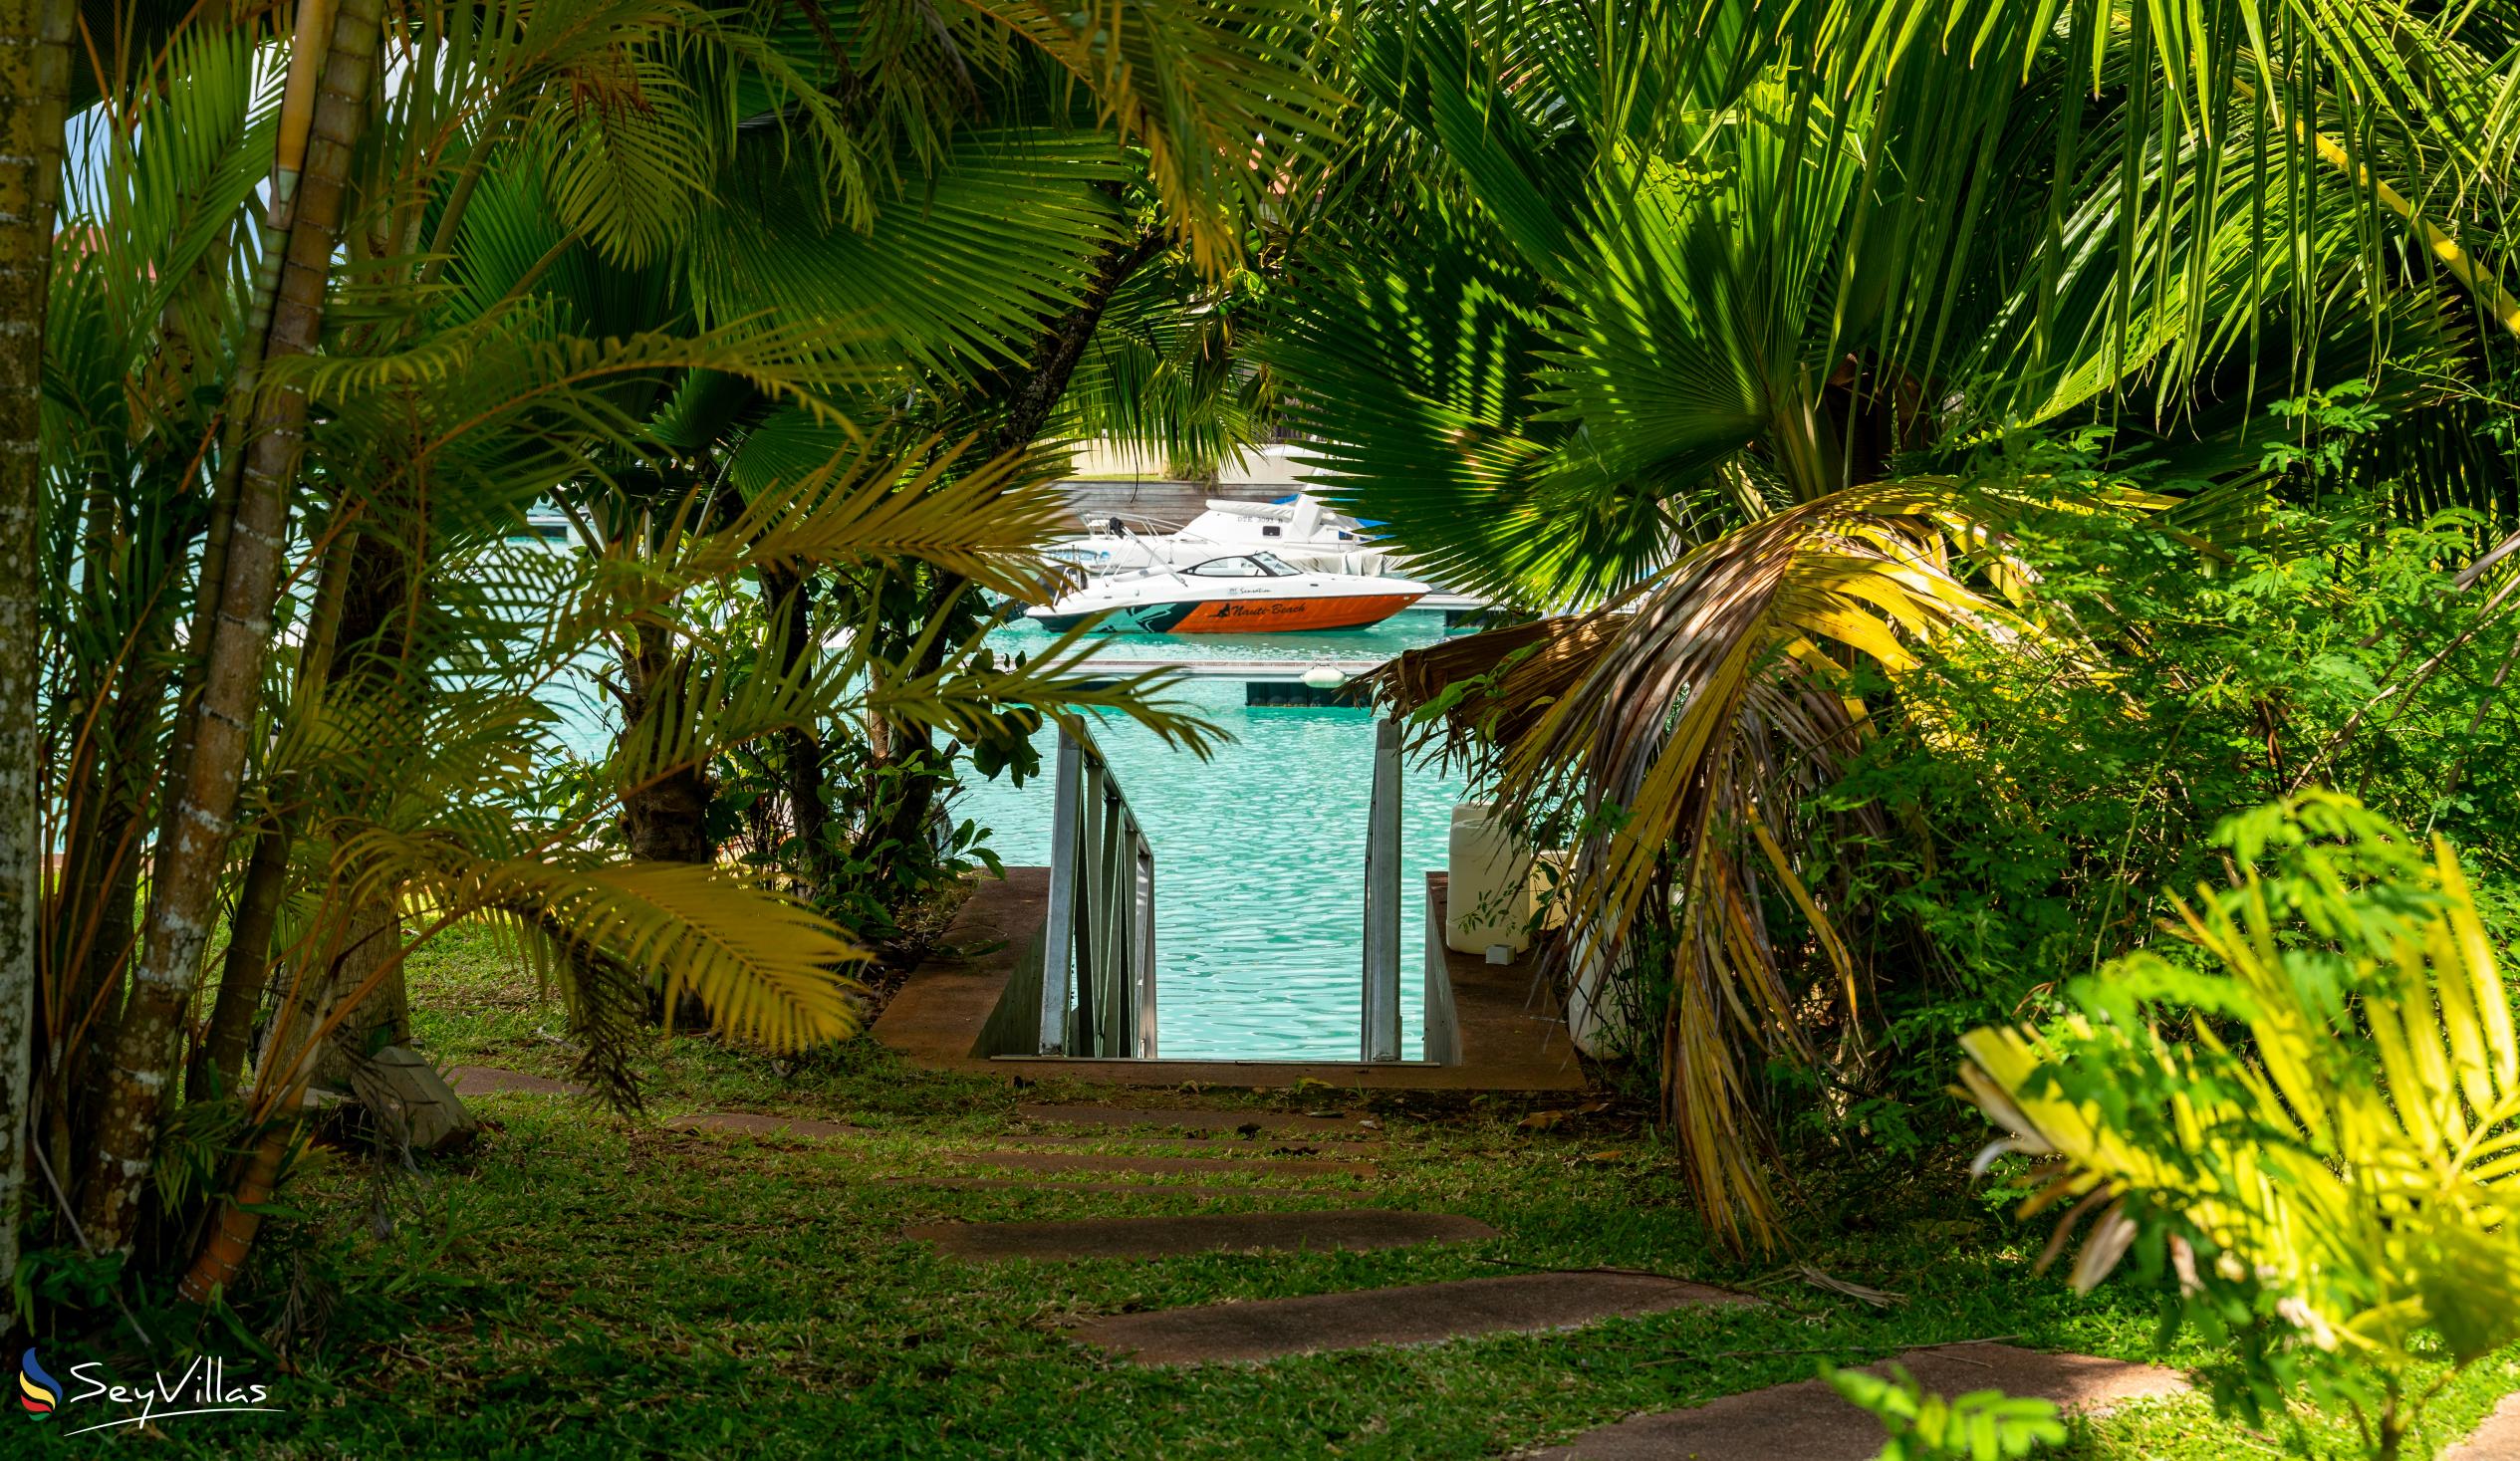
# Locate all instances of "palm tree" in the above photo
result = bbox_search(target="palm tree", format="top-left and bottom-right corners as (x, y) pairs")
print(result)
(411, 0), (1317, 902)
(651, 1), (1327, 876)
(28, 0), (1324, 1292)
(1270, 0), (2520, 1247)
(0, 0), (75, 1322)
(75, 0), (401, 1258)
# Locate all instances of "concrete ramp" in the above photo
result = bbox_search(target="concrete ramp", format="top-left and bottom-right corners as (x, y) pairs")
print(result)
(873, 870), (1586, 1090)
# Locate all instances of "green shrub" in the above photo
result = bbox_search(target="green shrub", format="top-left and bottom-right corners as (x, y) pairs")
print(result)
(1958, 794), (2520, 1461)
(1812, 432), (2520, 1146)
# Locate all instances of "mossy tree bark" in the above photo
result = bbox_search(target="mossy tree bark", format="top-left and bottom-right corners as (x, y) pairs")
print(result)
(0, 0), (74, 1315)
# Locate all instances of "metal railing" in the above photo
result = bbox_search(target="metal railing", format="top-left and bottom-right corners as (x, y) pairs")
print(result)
(1360, 717), (1402, 1061)
(1037, 723), (1158, 1058)
(1032, 714), (1402, 1064)
(1421, 874), (1461, 1065)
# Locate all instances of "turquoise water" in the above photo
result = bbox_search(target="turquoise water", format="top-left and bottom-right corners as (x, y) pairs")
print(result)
(525, 544), (1464, 1061)
(957, 612), (1464, 1061)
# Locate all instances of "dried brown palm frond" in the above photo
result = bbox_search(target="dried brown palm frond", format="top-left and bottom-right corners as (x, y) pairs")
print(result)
(1374, 482), (2034, 1248)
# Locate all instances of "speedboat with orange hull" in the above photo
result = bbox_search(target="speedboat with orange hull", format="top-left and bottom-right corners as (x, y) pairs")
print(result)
(1025, 552), (1429, 633)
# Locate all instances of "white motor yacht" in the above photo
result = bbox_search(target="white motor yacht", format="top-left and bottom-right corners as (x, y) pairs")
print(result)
(1045, 494), (1405, 579)
(1025, 551), (1429, 634)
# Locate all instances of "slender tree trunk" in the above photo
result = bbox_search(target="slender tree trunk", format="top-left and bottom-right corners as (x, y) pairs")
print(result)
(982, 231), (1169, 462)
(58, 490), (195, 1136)
(0, 0), (74, 1311)
(286, 526), (412, 1091)
(53, 474), (123, 993)
(187, 523), (365, 1101)
(185, 821), (290, 1100)
(78, 0), (383, 1254)
(606, 484), (738, 1034)
(761, 566), (829, 892)
(619, 633), (713, 1033)
(614, 478), (740, 872)
(620, 631), (717, 864)
(65, 684), (154, 1096)
(175, 1116), (287, 1304)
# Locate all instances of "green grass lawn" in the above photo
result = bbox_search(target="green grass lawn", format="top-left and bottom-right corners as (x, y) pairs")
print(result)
(29, 920), (2519, 1458)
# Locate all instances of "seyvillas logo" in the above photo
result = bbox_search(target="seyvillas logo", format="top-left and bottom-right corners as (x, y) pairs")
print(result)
(18, 1350), (60, 1414)
(14, 1350), (284, 1436)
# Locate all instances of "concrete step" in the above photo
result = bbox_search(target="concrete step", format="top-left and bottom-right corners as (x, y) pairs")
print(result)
(1535, 1342), (2187, 1460)
(1074, 1270), (1748, 1364)
(954, 1150), (1375, 1179)
(904, 1208), (1494, 1262)
(1016, 1103), (1377, 1137)
(887, 1176), (1325, 1200)
(993, 1133), (1384, 1160)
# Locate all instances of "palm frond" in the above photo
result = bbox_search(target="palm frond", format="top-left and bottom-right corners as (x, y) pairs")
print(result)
(866, 600), (1225, 755)
(679, 431), (1070, 592)
(681, 125), (1134, 375)
(1376, 480), (2034, 1246)
(956, 0), (1344, 275)
(370, 836), (869, 1052)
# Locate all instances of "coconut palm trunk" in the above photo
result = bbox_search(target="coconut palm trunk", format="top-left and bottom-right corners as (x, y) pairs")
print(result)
(77, 0), (384, 1254)
(0, 0), (74, 1314)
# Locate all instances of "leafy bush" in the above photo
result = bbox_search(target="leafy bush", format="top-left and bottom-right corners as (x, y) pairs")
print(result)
(1958, 794), (2520, 1461)
(1812, 432), (2520, 1145)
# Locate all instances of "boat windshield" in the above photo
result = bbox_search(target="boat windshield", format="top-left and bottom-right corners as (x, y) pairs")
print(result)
(1185, 554), (1296, 578)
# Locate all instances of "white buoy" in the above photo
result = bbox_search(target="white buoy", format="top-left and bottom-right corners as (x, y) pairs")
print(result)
(1301, 665), (1345, 690)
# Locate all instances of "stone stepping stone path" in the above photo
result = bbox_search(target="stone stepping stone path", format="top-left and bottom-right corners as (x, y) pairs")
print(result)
(905, 1208), (1493, 1262)
(448, 1066), (585, 1097)
(1074, 1270), (1747, 1365)
(2450, 1392), (2520, 1460)
(912, 1101), (1762, 1373)
(994, 1133), (1384, 1160)
(1017, 1103), (1372, 1136)
(664, 1112), (866, 1140)
(1534, 1341), (2187, 1460)
(956, 1150), (1375, 1179)
(890, 1176), (1325, 1200)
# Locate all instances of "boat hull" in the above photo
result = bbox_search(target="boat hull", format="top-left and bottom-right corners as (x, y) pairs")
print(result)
(1032, 591), (1424, 634)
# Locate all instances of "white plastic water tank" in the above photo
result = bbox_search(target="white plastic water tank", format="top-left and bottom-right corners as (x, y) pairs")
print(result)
(1446, 803), (1533, 954)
